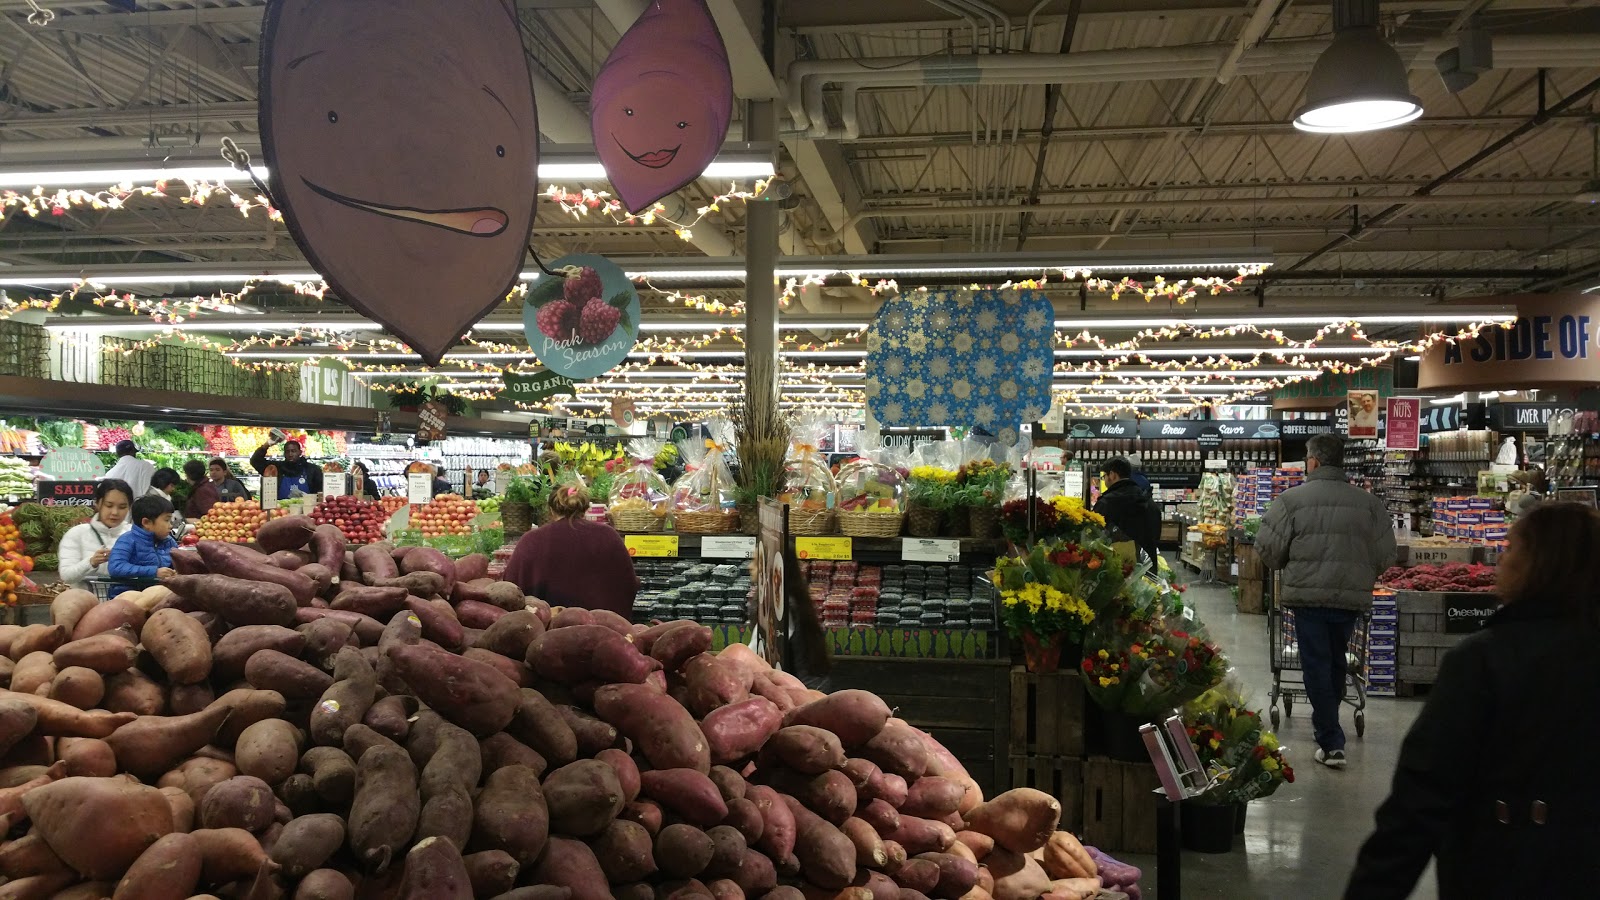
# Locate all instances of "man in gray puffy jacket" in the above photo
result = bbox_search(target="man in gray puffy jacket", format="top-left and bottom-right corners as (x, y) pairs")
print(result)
(1257, 433), (1395, 770)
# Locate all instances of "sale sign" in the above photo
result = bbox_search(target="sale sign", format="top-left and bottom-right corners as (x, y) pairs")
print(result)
(1385, 397), (1422, 451)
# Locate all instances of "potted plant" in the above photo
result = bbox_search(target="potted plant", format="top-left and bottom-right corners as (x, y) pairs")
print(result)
(389, 383), (469, 415)
(906, 465), (958, 537)
(959, 459), (1010, 539)
(733, 363), (788, 534)
(991, 534), (1136, 673)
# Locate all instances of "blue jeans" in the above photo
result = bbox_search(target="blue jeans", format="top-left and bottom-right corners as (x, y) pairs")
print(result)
(1291, 606), (1359, 752)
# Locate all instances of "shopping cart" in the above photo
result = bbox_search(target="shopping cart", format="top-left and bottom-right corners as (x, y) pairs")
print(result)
(83, 577), (161, 602)
(1265, 571), (1368, 737)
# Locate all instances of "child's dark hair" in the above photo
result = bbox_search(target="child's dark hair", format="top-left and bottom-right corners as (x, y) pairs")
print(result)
(131, 494), (174, 527)
(151, 467), (181, 491)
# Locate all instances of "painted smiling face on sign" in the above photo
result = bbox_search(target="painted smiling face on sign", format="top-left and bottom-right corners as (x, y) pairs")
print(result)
(591, 0), (732, 214)
(260, 0), (539, 364)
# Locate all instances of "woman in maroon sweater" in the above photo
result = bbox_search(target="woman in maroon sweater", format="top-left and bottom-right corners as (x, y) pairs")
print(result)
(504, 483), (639, 618)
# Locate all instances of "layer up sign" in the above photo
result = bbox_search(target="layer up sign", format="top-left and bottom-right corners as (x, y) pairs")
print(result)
(501, 369), (577, 403)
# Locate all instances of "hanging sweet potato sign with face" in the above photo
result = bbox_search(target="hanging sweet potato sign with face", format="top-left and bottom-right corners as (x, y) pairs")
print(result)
(590, 0), (733, 214)
(260, 0), (540, 364)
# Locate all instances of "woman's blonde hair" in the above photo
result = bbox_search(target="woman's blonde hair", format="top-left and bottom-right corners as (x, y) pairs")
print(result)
(548, 482), (591, 520)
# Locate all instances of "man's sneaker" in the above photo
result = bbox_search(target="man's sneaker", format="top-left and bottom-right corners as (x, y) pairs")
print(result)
(1315, 748), (1347, 769)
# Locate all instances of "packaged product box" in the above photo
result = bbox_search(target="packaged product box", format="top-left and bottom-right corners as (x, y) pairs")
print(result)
(1369, 636), (1398, 651)
(1368, 684), (1398, 697)
(1456, 513), (1481, 526)
(1481, 512), (1506, 524)
(1367, 650), (1397, 666)
(1366, 669), (1397, 683)
(1445, 499), (1471, 511)
(1468, 497), (1494, 510)
(1369, 620), (1398, 636)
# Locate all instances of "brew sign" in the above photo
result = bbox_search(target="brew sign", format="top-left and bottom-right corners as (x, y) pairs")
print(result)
(416, 400), (448, 443)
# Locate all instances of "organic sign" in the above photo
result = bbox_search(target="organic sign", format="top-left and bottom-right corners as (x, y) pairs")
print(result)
(259, 0), (540, 364)
(1419, 294), (1600, 390)
(40, 448), (105, 480)
(501, 370), (577, 403)
(523, 254), (640, 380)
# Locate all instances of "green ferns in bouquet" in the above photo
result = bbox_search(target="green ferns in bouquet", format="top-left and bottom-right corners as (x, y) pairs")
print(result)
(1080, 602), (1229, 717)
(957, 459), (1011, 510)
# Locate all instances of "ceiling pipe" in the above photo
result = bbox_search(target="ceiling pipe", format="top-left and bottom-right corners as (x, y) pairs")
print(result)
(1284, 70), (1600, 272)
(1216, 0), (1287, 85)
(786, 34), (1600, 136)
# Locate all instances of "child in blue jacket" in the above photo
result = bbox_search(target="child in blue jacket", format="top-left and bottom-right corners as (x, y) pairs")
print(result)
(107, 494), (178, 597)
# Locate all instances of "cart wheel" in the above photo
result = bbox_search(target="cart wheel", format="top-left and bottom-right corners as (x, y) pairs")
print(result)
(1270, 707), (1280, 730)
(1355, 709), (1366, 738)
(1283, 695), (1294, 718)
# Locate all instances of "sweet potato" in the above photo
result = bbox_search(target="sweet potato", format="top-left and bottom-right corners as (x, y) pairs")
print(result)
(310, 524), (347, 575)
(542, 759), (625, 837)
(985, 848), (1050, 900)
(55, 736), (113, 779)
(883, 815), (956, 856)
(862, 723), (931, 781)
(164, 574), (298, 627)
(211, 688), (287, 749)
(196, 541), (315, 606)
(392, 834), (471, 900)
(656, 824), (715, 879)
(237, 718), (303, 786)
(160, 784), (195, 832)
(344, 723), (400, 761)
(190, 826), (272, 885)
(529, 837), (608, 900)
(213, 626), (306, 682)
(684, 653), (753, 718)
(781, 794), (855, 889)
(0, 655), (14, 689)
(0, 760), (65, 822)
(451, 553), (488, 583)
(0, 690), (131, 740)
(68, 599), (142, 642)
(0, 832), (67, 880)
(9, 625), (65, 663)
(797, 769), (857, 826)
(723, 796), (765, 846)
(166, 756), (238, 810)
(455, 599), (509, 630)
(892, 858), (941, 893)
(399, 547), (458, 595)
(24, 776), (174, 879)
(170, 546), (206, 576)
(475, 610), (544, 660)
(299, 746), (356, 808)
(415, 723), (481, 805)
(299, 562), (335, 599)
(1039, 877), (1101, 900)
(650, 624), (712, 674)
(743, 784), (796, 862)
(464, 648), (533, 688)
(462, 850), (519, 898)
(259, 813), (344, 879)
(348, 744), (420, 873)
(330, 585), (408, 620)
(354, 543), (400, 583)
(469, 765), (549, 866)
(406, 596), (464, 650)
(639, 768), (728, 829)
(415, 781), (474, 850)
(952, 831), (994, 861)
(373, 572), (446, 598)
(1038, 832), (1095, 881)
(292, 869), (353, 900)
(138, 608), (212, 685)
(52, 632), (138, 675)
(114, 830), (202, 900)
(310, 647), (377, 747)
(480, 732), (547, 778)
(548, 607), (593, 630)
(902, 777), (965, 820)
(762, 726), (846, 776)
(783, 691), (890, 749)
(703, 697), (782, 765)
(962, 789), (1060, 854)
(246, 649), (334, 700)
(841, 817), (886, 869)
(526, 625), (657, 685)
(482, 581), (527, 612)
(505, 689), (577, 768)
(48, 666), (103, 710)
(199, 774), (276, 833)
(709, 765), (746, 803)
(48, 589), (98, 636)
(594, 818), (657, 883)
(387, 643), (518, 737)
(167, 680), (215, 717)
(9, 652), (54, 697)
(268, 549), (312, 570)
(915, 853), (979, 900)
(361, 694), (417, 743)
(104, 702), (230, 778)
(592, 683), (710, 774)
(256, 515), (315, 554)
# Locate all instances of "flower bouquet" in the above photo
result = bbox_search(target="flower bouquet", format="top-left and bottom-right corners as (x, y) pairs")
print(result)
(1080, 611), (1228, 719)
(959, 457), (1011, 539)
(1183, 686), (1294, 808)
(993, 535), (1135, 672)
(608, 438), (671, 532)
(1000, 495), (1108, 546)
(906, 465), (959, 537)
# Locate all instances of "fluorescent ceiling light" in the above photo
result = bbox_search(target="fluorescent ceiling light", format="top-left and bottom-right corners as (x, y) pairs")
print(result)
(1053, 346), (1394, 358)
(0, 157), (775, 190)
(1430, 393), (1467, 405)
(1404, 355), (1422, 362)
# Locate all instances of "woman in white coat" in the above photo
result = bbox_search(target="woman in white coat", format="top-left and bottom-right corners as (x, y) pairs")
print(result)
(57, 479), (134, 588)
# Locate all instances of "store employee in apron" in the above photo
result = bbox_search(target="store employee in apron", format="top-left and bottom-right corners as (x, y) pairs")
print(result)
(251, 435), (324, 499)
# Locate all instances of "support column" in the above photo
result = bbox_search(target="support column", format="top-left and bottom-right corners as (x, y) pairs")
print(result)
(744, 98), (781, 414)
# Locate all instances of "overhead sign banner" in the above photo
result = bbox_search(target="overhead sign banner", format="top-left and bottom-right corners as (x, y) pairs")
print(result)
(501, 370), (577, 403)
(416, 400), (448, 443)
(1385, 398), (1422, 451)
(1419, 294), (1600, 390)
(1064, 419), (1137, 439)
(523, 254), (640, 380)
(1489, 402), (1577, 433)
(259, 0), (540, 364)
(1273, 368), (1394, 411)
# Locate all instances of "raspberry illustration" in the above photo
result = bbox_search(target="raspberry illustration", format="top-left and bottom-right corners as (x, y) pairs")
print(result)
(563, 267), (603, 305)
(535, 299), (580, 341)
(577, 298), (622, 345)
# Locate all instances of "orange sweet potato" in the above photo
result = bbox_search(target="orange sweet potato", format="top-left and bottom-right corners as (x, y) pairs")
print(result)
(47, 667), (103, 710)
(105, 702), (231, 779)
(115, 831), (202, 900)
(783, 690), (891, 749)
(23, 776), (174, 879)
(8, 625), (66, 662)
(962, 789), (1061, 854)
(141, 608), (213, 684)
(2, 690), (136, 738)
(48, 589), (98, 636)
(51, 632), (139, 675)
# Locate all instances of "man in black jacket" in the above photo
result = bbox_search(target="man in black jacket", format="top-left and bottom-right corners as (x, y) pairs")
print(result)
(250, 437), (324, 499)
(1094, 457), (1161, 565)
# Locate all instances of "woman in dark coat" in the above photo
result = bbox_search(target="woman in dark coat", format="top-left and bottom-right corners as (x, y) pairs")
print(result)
(1345, 501), (1600, 899)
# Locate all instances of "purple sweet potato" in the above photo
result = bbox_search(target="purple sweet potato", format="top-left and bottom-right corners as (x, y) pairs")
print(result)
(655, 824), (715, 879)
(684, 653), (753, 717)
(530, 837), (609, 900)
(456, 599), (509, 630)
(311, 525), (348, 576)
(470, 765), (549, 866)
(170, 546), (206, 575)
(397, 835), (472, 900)
(354, 545), (399, 584)
(592, 683), (710, 774)
(406, 596), (464, 650)
(781, 794), (856, 889)
(650, 623), (713, 674)
(257, 515), (316, 554)
(162, 574), (298, 628)
(245, 649), (334, 699)
(783, 691), (891, 749)
(454, 553), (490, 583)
(475, 610), (545, 660)
(639, 769), (728, 829)
(746, 785), (796, 862)
(504, 690), (577, 768)
(269, 549), (313, 570)
(329, 585), (409, 620)
(348, 745), (420, 873)
(557, 705), (620, 757)
(543, 760), (625, 837)
(386, 643), (518, 737)
(597, 747), (640, 801)
(196, 541), (315, 606)
(399, 546), (458, 595)
(761, 726), (846, 776)
(526, 625), (658, 685)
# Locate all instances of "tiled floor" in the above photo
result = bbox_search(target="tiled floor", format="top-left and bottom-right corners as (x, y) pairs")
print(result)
(1120, 567), (1437, 900)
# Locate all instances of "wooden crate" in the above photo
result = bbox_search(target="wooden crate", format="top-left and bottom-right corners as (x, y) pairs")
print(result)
(1009, 666), (1086, 758)
(1234, 542), (1266, 614)
(1008, 755), (1084, 833)
(1080, 757), (1162, 855)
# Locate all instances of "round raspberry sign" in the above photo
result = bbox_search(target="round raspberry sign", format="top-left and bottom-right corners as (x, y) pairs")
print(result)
(522, 253), (640, 380)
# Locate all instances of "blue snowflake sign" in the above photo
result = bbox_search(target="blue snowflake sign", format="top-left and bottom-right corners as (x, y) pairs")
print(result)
(864, 288), (1055, 445)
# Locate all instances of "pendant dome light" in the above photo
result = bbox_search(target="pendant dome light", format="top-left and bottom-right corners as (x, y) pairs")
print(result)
(1293, 0), (1424, 134)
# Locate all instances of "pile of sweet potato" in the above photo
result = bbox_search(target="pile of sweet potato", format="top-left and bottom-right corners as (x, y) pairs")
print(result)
(0, 513), (1105, 900)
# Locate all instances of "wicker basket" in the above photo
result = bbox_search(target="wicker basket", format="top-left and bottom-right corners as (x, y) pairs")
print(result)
(739, 504), (759, 534)
(787, 507), (834, 536)
(906, 504), (942, 538)
(839, 510), (904, 538)
(609, 506), (666, 533)
(500, 501), (533, 537)
(969, 505), (1002, 539)
(675, 509), (741, 534)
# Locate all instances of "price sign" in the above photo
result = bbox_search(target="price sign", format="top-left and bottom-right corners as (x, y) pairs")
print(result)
(1204, 458), (1229, 470)
(701, 535), (756, 559)
(260, 476), (280, 509)
(1403, 544), (1477, 565)
(624, 534), (680, 558)
(323, 473), (348, 497)
(902, 537), (960, 563)
(35, 481), (98, 507)
(794, 536), (852, 560)
(405, 472), (433, 505)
